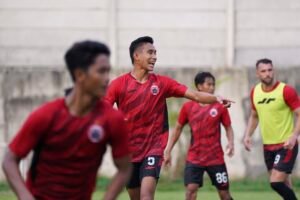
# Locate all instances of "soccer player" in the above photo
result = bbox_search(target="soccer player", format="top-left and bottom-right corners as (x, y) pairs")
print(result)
(105, 36), (233, 200)
(164, 72), (234, 200)
(2, 41), (132, 200)
(243, 58), (300, 200)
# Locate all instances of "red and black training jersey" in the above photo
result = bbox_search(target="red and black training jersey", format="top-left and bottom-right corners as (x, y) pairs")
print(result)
(9, 98), (129, 200)
(105, 72), (187, 162)
(178, 101), (231, 166)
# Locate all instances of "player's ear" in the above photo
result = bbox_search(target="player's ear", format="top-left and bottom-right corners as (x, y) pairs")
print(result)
(133, 45), (144, 63)
(196, 84), (202, 91)
(133, 51), (139, 63)
(255, 70), (260, 78)
(74, 68), (87, 83)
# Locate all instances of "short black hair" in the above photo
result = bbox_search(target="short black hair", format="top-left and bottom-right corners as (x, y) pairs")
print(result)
(129, 36), (154, 64)
(64, 40), (110, 82)
(194, 72), (215, 87)
(256, 58), (273, 69)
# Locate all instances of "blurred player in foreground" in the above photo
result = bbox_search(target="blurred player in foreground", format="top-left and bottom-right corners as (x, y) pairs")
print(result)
(2, 41), (131, 200)
(244, 58), (300, 200)
(105, 36), (233, 200)
(164, 72), (234, 200)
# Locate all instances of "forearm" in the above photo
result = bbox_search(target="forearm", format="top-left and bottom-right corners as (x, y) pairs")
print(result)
(193, 91), (217, 104)
(103, 168), (131, 200)
(184, 89), (217, 104)
(292, 111), (300, 137)
(2, 152), (33, 199)
(244, 113), (259, 138)
(165, 124), (183, 153)
(225, 126), (234, 145)
(103, 156), (131, 200)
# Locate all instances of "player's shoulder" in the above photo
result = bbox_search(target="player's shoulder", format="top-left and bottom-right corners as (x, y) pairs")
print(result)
(250, 83), (262, 98)
(182, 100), (196, 109)
(36, 98), (64, 112)
(110, 72), (131, 84)
(282, 82), (299, 98)
(154, 74), (181, 87)
(29, 98), (64, 121)
(98, 100), (124, 120)
(252, 82), (261, 92)
(282, 82), (297, 91)
(184, 100), (195, 106)
(153, 73), (173, 81)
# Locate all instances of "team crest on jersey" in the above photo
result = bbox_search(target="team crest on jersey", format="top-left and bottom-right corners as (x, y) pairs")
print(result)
(209, 108), (218, 117)
(150, 84), (160, 95)
(88, 125), (104, 143)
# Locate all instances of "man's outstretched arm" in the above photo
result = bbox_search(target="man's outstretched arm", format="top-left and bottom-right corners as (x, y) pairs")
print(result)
(184, 89), (233, 106)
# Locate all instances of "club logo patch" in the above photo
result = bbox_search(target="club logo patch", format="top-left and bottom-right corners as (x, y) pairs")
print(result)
(150, 84), (159, 95)
(88, 125), (104, 143)
(209, 108), (218, 117)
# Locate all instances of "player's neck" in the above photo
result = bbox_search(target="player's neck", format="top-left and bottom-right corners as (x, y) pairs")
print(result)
(65, 87), (98, 117)
(131, 67), (149, 83)
(261, 80), (277, 92)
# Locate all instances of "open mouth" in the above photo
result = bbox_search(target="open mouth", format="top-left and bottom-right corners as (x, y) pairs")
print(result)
(148, 61), (156, 67)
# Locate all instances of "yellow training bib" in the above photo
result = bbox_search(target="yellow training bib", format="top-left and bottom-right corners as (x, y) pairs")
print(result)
(253, 82), (294, 144)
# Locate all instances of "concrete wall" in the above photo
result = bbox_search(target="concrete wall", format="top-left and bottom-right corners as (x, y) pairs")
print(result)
(116, 0), (227, 68)
(1, 0), (300, 68)
(0, 0), (300, 180)
(0, 0), (110, 67)
(1, 67), (300, 180)
(235, 0), (300, 67)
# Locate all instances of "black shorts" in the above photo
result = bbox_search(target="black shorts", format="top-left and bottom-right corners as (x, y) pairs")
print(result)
(184, 162), (229, 190)
(264, 144), (298, 174)
(126, 156), (162, 189)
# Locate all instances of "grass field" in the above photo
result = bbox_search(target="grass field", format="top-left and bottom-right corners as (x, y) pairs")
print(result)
(2, 191), (300, 200)
(1, 177), (299, 200)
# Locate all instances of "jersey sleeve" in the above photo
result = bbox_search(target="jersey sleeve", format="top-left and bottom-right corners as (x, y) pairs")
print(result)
(178, 103), (189, 126)
(221, 107), (231, 128)
(9, 105), (51, 158)
(250, 87), (256, 111)
(104, 79), (119, 105)
(107, 111), (130, 159)
(283, 85), (300, 111)
(163, 76), (188, 98)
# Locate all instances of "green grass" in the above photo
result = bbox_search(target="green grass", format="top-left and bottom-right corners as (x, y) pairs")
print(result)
(1, 177), (300, 200)
(2, 190), (300, 200)
(109, 191), (299, 200)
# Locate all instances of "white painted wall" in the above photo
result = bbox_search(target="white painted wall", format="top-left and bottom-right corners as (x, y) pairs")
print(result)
(235, 0), (300, 67)
(1, 0), (299, 68)
(0, 0), (110, 67)
(1, 0), (300, 180)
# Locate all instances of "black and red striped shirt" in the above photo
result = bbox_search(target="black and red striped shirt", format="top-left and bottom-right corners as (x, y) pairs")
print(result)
(105, 73), (187, 162)
(9, 98), (129, 200)
(178, 101), (231, 166)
